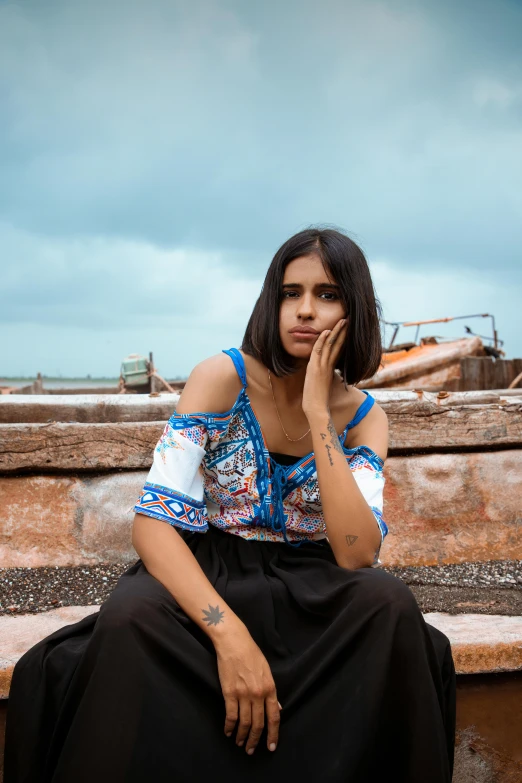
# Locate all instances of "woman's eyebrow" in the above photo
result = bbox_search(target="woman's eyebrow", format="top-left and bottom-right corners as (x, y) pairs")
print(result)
(282, 282), (340, 289)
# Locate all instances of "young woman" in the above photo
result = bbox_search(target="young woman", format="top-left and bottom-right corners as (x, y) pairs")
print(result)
(5, 228), (456, 782)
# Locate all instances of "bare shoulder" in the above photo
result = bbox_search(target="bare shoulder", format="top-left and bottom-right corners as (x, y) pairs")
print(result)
(336, 382), (388, 463)
(176, 353), (243, 415)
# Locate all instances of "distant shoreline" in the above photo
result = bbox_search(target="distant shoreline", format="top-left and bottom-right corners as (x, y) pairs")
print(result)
(0, 377), (119, 382)
(0, 378), (120, 390)
(0, 376), (185, 390)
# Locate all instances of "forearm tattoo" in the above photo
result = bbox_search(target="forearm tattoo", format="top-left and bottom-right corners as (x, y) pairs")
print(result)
(319, 432), (333, 465)
(321, 421), (359, 549)
(202, 604), (225, 626)
(327, 418), (345, 455)
(320, 418), (345, 468)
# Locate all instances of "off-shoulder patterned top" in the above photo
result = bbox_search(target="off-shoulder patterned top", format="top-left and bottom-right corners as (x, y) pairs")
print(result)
(134, 348), (389, 567)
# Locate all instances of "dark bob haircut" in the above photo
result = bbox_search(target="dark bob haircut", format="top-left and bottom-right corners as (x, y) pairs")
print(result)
(241, 227), (383, 386)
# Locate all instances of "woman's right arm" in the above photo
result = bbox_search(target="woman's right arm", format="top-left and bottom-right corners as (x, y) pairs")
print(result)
(132, 511), (247, 645)
(131, 355), (281, 755)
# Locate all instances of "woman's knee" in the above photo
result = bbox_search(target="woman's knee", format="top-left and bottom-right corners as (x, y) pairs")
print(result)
(358, 567), (421, 618)
(96, 575), (169, 635)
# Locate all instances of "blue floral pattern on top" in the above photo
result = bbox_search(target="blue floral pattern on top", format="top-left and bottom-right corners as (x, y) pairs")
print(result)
(134, 348), (389, 567)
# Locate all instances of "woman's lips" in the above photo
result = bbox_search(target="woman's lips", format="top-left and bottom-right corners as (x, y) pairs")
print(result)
(289, 330), (319, 340)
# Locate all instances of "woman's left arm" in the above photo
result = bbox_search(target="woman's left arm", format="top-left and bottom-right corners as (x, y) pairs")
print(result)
(303, 320), (388, 570)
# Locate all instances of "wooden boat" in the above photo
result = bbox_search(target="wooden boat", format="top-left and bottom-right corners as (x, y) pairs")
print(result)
(362, 314), (522, 392)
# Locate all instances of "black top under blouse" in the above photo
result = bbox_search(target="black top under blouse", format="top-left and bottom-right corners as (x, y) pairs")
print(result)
(268, 451), (301, 467)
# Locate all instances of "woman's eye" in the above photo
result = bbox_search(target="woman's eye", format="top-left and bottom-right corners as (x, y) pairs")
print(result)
(282, 290), (338, 300)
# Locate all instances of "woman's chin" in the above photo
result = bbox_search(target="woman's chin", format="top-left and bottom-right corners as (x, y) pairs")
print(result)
(283, 342), (314, 360)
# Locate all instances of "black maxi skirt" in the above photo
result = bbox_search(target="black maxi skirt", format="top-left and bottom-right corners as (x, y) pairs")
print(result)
(5, 524), (456, 783)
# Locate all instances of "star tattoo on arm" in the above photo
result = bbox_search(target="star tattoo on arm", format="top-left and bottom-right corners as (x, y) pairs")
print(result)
(202, 604), (225, 626)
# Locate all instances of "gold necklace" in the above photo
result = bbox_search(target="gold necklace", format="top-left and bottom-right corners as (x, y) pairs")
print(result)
(267, 370), (311, 442)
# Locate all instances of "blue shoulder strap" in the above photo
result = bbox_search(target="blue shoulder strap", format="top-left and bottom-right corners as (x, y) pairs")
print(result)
(342, 390), (374, 437)
(222, 348), (248, 389)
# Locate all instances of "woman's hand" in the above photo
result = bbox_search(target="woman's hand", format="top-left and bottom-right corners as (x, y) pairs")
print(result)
(214, 630), (282, 755)
(302, 318), (348, 418)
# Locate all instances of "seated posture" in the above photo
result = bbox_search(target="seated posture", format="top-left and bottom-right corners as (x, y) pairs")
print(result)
(5, 228), (456, 782)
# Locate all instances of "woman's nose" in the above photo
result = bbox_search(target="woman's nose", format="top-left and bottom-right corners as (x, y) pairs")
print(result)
(296, 293), (315, 319)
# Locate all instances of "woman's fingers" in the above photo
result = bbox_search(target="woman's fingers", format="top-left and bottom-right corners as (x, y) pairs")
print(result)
(328, 318), (347, 346)
(328, 319), (348, 364)
(223, 695), (238, 737)
(217, 640), (281, 755)
(313, 328), (332, 356)
(242, 693), (281, 755)
(236, 699), (252, 747)
(316, 318), (346, 366)
(265, 693), (281, 752)
(244, 699), (265, 755)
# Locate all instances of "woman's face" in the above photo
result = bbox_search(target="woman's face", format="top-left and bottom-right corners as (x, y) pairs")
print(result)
(279, 253), (347, 360)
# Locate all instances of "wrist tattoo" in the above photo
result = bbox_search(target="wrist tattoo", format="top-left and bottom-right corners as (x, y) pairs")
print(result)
(325, 443), (334, 466)
(202, 604), (225, 626)
(327, 418), (344, 455)
(345, 534), (359, 547)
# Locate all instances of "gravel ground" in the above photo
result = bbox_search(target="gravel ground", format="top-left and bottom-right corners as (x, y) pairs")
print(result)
(386, 560), (522, 588)
(0, 560), (520, 617)
(0, 563), (129, 615)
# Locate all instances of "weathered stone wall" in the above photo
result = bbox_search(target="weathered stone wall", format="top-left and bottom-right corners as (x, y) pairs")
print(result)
(0, 473), (143, 567)
(1, 391), (521, 567)
(383, 450), (522, 566)
(1, 451), (520, 567)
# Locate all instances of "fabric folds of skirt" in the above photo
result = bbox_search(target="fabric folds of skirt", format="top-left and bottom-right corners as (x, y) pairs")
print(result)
(4, 524), (456, 783)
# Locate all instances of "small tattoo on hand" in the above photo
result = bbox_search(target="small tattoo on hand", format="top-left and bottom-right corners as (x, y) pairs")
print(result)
(202, 604), (225, 626)
(345, 534), (358, 546)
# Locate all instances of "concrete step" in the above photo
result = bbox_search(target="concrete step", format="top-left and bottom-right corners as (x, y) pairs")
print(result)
(426, 613), (522, 675)
(0, 606), (97, 699)
(0, 607), (521, 699)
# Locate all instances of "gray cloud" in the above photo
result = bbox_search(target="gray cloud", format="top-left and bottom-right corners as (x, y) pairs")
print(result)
(0, 0), (521, 374)
(0, 222), (261, 329)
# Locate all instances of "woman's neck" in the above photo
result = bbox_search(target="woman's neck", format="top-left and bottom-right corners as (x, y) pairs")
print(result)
(270, 361), (308, 405)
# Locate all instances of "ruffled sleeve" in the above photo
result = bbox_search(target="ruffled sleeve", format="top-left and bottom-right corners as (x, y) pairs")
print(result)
(133, 414), (211, 533)
(345, 446), (389, 568)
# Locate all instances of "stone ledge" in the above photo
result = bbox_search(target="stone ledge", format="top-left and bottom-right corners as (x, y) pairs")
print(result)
(0, 608), (521, 698)
(0, 606), (99, 699)
(425, 612), (522, 675)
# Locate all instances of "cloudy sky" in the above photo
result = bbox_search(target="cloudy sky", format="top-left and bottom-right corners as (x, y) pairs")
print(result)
(1, 0), (521, 378)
